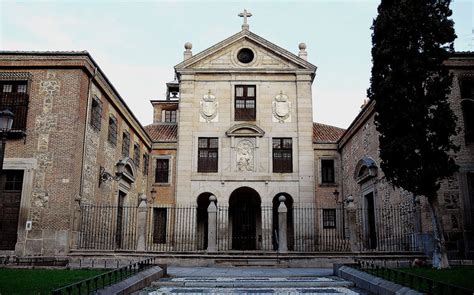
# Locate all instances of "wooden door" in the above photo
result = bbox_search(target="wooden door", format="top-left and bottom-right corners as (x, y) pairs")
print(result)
(0, 170), (24, 250)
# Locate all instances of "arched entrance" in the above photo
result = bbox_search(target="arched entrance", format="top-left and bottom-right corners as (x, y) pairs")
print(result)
(196, 192), (214, 250)
(229, 187), (261, 250)
(272, 193), (294, 251)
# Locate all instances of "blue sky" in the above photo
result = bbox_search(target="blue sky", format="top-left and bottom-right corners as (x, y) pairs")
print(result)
(0, 0), (472, 128)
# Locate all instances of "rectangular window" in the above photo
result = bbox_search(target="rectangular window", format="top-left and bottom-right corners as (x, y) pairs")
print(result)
(323, 209), (337, 229)
(235, 85), (256, 121)
(155, 159), (169, 183)
(164, 110), (177, 123)
(107, 115), (118, 145)
(90, 97), (103, 131)
(198, 137), (218, 172)
(0, 81), (29, 130)
(273, 138), (292, 173)
(122, 131), (130, 158)
(153, 208), (167, 244)
(143, 153), (149, 175)
(321, 159), (335, 183)
(133, 144), (140, 167)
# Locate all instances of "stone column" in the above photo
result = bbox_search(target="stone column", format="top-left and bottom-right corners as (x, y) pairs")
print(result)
(70, 195), (82, 250)
(278, 196), (288, 253)
(207, 195), (217, 253)
(346, 196), (359, 252)
(136, 194), (147, 252)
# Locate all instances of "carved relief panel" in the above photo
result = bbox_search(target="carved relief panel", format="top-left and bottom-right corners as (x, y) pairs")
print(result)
(236, 139), (255, 172)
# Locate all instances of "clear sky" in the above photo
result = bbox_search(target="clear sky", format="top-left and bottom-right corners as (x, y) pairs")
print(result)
(0, 0), (472, 128)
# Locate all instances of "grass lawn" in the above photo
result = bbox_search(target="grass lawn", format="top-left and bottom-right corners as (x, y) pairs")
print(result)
(398, 266), (474, 290)
(0, 268), (107, 295)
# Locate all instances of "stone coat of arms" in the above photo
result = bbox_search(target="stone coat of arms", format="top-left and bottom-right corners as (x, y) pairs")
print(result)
(272, 91), (291, 123)
(200, 90), (218, 122)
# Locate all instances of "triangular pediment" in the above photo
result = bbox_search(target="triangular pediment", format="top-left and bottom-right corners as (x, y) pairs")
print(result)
(175, 30), (317, 73)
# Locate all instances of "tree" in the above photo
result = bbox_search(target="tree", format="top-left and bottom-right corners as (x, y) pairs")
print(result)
(368, 0), (458, 269)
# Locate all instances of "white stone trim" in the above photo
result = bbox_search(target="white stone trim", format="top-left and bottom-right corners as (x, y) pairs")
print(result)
(3, 158), (37, 255)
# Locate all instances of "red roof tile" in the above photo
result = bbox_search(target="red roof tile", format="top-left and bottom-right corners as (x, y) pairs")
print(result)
(144, 124), (177, 142)
(313, 122), (345, 143)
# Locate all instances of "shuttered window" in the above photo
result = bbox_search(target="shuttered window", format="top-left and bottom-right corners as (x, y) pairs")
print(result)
(321, 159), (335, 183)
(155, 159), (169, 183)
(198, 138), (218, 172)
(90, 97), (102, 131)
(143, 153), (149, 175)
(107, 115), (117, 145)
(235, 85), (256, 121)
(323, 209), (336, 229)
(133, 144), (140, 167)
(122, 131), (130, 158)
(272, 138), (292, 173)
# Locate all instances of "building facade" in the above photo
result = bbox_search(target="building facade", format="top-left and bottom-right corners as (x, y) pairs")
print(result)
(0, 22), (472, 258)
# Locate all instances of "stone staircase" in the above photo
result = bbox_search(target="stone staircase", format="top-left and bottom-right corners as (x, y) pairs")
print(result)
(135, 266), (367, 294)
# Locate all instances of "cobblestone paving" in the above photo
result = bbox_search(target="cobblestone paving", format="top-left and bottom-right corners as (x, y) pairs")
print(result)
(137, 267), (366, 295)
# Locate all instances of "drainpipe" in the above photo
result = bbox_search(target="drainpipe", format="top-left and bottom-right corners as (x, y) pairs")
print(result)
(79, 67), (98, 199)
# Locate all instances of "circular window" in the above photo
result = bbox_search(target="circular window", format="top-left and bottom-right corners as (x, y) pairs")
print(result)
(237, 48), (254, 64)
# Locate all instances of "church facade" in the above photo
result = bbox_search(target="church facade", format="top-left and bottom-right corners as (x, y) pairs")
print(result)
(0, 15), (473, 258)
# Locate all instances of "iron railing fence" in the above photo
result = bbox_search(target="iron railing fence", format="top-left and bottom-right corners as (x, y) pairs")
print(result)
(79, 204), (138, 251)
(51, 257), (158, 295)
(145, 204), (206, 252)
(76, 203), (418, 253)
(0, 92), (29, 131)
(355, 206), (418, 252)
(354, 260), (474, 295)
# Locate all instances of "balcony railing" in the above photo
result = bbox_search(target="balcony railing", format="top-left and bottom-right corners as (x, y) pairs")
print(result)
(0, 92), (29, 133)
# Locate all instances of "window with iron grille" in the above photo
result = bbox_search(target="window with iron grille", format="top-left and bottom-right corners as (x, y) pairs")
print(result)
(321, 159), (335, 183)
(90, 97), (103, 131)
(155, 159), (169, 183)
(198, 138), (218, 172)
(143, 153), (149, 175)
(235, 85), (256, 121)
(272, 138), (292, 173)
(164, 110), (177, 123)
(133, 144), (140, 167)
(153, 208), (167, 243)
(0, 81), (29, 130)
(323, 209), (336, 229)
(122, 131), (130, 158)
(107, 115), (117, 145)
(461, 80), (474, 144)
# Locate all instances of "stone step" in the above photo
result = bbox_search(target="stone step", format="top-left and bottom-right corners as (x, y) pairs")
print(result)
(142, 286), (365, 294)
(215, 258), (289, 267)
(152, 276), (354, 288)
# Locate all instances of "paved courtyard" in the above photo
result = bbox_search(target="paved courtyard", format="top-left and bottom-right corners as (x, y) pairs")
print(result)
(137, 267), (367, 294)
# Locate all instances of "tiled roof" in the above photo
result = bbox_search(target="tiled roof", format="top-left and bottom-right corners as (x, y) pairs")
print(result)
(313, 122), (345, 143)
(144, 123), (177, 142)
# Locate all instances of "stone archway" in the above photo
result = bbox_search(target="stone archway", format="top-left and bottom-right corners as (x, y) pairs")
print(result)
(272, 193), (294, 251)
(196, 192), (214, 250)
(229, 187), (261, 250)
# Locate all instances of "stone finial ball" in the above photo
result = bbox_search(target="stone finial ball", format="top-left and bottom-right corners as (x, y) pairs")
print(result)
(346, 195), (354, 203)
(184, 42), (193, 50)
(279, 195), (286, 202)
(298, 42), (307, 50)
(209, 195), (217, 202)
(139, 194), (147, 201)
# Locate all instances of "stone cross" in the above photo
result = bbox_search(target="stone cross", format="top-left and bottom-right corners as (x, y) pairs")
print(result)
(238, 9), (252, 30)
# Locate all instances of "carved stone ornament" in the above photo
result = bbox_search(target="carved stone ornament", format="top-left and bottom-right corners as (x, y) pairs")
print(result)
(236, 140), (254, 172)
(200, 90), (218, 122)
(272, 91), (291, 123)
